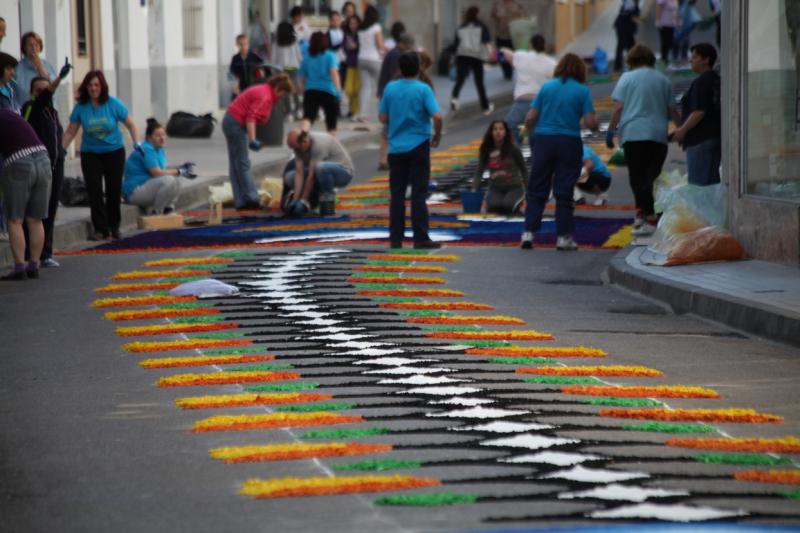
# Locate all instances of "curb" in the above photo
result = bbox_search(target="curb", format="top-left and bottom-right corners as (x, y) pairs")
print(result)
(607, 247), (800, 348)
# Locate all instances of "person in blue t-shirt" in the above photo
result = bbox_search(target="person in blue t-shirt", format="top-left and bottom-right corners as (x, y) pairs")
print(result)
(607, 44), (675, 235)
(0, 52), (20, 112)
(379, 51), (443, 250)
(575, 145), (612, 206)
(123, 118), (196, 216)
(522, 53), (598, 251)
(62, 70), (141, 240)
(299, 31), (341, 134)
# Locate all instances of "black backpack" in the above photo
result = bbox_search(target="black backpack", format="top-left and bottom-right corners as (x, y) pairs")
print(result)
(60, 176), (89, 206)
(166, 111), (216, 138)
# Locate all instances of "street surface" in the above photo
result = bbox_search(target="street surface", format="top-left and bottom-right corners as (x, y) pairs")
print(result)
(2, 105), (800, 533)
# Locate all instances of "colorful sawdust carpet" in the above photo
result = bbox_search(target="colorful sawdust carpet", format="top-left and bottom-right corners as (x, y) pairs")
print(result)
(81, 214), (630, 253)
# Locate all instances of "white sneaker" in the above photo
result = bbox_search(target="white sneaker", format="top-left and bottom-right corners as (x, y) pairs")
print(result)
(593, 193), (608, 206)
(633, 210), (645, 229)
(573, 187), (586, 205)
(631, 222), (657, 236)
(42, 258), (60, 268)
(482, 103), (495, 116)
(520, 231), (533, 249)
(450, 99), (460, 111)
(556, 235), (578, 251)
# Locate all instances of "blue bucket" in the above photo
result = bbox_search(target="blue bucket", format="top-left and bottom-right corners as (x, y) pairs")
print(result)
(460, 190), (485, 214)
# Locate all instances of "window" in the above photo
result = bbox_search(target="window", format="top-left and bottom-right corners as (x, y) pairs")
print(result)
(76, 0), (88, 56)
(301, 0), (331, 15)
(744, 1), (800, 201)
(183, 0), (204, 58)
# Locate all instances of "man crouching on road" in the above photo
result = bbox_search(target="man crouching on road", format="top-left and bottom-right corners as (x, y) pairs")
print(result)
(283, 128), (355, 216)
(379, 51), (443, 250)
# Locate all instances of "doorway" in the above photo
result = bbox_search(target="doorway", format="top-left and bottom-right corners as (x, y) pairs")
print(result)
(70, 0), (102, 85)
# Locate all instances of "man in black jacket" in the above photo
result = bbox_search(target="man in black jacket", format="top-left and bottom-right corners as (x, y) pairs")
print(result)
(21, 58), (71, 267)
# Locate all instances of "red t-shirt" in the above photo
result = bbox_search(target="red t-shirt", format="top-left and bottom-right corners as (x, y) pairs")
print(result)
(227, 83), (277, 127)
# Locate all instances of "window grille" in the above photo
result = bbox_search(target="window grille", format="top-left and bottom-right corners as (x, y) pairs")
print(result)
(183, 0), (204, 58)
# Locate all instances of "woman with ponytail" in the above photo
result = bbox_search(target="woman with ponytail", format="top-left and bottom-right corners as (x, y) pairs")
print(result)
(122, 118), (196, 215)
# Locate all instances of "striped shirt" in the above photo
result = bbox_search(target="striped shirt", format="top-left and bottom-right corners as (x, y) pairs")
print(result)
(0, 109), (47, 166)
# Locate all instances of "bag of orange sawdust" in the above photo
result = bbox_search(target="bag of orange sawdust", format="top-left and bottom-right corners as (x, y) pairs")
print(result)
(644, 177), (747, 266)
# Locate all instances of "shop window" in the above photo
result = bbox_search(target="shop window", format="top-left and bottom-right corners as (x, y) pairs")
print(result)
(745, 1), (800, 200)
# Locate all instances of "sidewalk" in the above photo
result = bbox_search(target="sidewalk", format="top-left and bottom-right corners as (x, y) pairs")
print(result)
(608, 248), (800, 348)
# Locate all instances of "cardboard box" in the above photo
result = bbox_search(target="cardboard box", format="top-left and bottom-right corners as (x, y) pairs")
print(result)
(138, 213), (185, 230)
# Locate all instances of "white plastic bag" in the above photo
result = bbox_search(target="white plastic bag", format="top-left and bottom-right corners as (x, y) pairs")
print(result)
(649, 183), (729, 258)
(169, 279), (239, 298)
(653, 169), (687, 214)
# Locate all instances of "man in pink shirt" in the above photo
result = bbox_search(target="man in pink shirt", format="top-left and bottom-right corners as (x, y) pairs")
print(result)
(222, 73), (294, 209)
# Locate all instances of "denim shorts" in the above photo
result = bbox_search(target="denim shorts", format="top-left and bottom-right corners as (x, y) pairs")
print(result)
(1, 150), (52, 220)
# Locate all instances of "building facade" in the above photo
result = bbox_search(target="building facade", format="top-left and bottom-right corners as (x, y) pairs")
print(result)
(724, 1), (800, 264)
(0, 0), (246, 125)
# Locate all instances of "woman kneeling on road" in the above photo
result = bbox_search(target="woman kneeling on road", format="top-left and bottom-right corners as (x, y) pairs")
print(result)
(123, 118), (196, 215)
(472, 120), (527, 215)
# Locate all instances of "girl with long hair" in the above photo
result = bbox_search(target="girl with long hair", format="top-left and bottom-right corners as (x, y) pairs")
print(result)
(472, 120), (527, 214)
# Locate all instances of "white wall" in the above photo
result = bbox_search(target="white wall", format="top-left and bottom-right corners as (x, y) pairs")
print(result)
(0, 0), (20, 54)
(217, 0), (245, 108)
(114, 0), (151, 122)
(5, 0), (238, 123)
(150, 0), (221, 118)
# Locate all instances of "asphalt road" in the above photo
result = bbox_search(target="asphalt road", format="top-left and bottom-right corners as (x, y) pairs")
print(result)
(1, 110), (799, 533)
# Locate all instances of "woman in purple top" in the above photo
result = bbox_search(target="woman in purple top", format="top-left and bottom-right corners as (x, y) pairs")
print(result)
(0, 110), (52, 280)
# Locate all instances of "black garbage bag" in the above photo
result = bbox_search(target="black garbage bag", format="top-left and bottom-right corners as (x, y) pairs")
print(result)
(60, 175), (89, 206)
(166, 111), (216, 138)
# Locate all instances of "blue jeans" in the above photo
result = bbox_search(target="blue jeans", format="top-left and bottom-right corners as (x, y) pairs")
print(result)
(686, 137), (721, 186)
(222, 112), (260, 208)
(388, 140), (432, 244)
(524, 134), (582, 236)
(284, 161), (353, 201)
(315, 162), (353, 195)
(504, 98), (533, 145)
